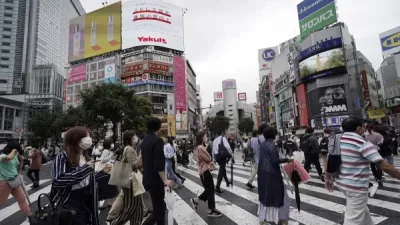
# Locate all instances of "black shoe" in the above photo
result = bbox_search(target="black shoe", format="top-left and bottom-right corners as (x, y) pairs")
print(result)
(226, 181), (232, 187)
(246, 183), (255, 189)
(243, 163), (246, 167)
(320, 176), (325, 182)
(208, 209), (222, 217)
(181, 178), (186, 184)
(378, 180), (383, 187)
(215, 188), (224, 194)
(31, 182), (39, 188)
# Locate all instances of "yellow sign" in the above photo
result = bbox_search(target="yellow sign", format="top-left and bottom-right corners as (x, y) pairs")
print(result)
(167, 115), (176, 137)
(84, 2), (121, 58)
(367, 108), (387, 119)
(268, 106), (274, 113)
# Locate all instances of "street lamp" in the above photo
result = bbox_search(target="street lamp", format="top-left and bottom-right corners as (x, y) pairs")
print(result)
(319, 97), (328, 129)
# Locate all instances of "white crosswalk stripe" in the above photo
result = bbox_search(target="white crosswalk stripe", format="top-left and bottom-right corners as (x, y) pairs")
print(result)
(2, 157), (400, 224)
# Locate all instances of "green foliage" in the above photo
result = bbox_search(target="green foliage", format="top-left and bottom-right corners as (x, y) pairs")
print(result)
(324, 50), (344, 69)
(28, 111), (59, 143)
(205, 116), (230, 137)
(238, 118), (254, 135)
(121, 96), (152, 136)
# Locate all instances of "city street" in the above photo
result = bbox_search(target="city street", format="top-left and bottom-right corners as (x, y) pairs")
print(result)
(2, 150), (400, 225)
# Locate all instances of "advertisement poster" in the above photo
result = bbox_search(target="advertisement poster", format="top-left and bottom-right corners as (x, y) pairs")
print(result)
(173, 56), (187, 131)
(214, 91), (223, 101)
(238, 92), (247, 101)
(104, 63), (116, 83)
(297, 0), (337, 39)
(84, 2), (121, 58)
(67, 64), (86, 84)
(68, 16), (85, 62)
(379, 26), (400, 59)
(368, 109), (387, 119)
(167, 115), (176, 136)
(167, 94), (175, 115)
(299, 48), (345, 80)
(310, 85), (348, 117)
(122, 0), (184, 51)
(296, 83), (309, 126)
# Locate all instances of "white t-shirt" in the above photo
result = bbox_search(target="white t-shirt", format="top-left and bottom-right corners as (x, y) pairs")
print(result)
(71, 155), (90, 190)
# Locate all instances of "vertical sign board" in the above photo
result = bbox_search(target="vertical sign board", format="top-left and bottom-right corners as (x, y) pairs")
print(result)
(104, 63), (116, 83)
(173, 56), (187, 131)
(296, 83), (309, 126)
(361, 70), (371, 108)
(297, 0), (338, 40)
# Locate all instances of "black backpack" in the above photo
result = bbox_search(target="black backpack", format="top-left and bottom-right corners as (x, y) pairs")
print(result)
(215, 136), (231, 161)
(300, 136), (312, 153)
(319, 137), (329, 154)
(285, 139), (298, 152)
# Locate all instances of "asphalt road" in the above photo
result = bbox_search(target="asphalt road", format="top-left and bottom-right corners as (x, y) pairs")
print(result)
(2, 150), (400, 225)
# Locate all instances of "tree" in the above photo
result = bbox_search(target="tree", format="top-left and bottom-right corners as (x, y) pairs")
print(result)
(205, 116), (230, 137)
(28, 111), (59, 145)
(121, 96), (152, 136)
(238, 118), (254, 135)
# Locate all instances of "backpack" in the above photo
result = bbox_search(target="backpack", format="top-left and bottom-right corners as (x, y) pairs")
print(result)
(215, 136), (230, 162)
(326, 133), (343, 175)
(300, 136), (312, 153)
(285, 139), (298, 152)
(319, 137), (329, 154)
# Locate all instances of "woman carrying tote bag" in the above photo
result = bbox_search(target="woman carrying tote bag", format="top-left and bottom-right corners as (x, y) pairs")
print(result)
(107, 130), (144, 225)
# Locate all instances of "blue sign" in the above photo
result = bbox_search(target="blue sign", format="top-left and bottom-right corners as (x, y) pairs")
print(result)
(300, 37), (342, 60)
(322, 115), (349, 127)
(104, 76), (116, 83)
(380, 31), (400, 51)
(297, 0), (335, 21)
(126, 80), (174, 87)
(262, 49), (276, 61)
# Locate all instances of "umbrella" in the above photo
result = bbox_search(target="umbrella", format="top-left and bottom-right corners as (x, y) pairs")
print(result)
(291, 170), (302, 211)
(230, 159), (234, 188)
(281, 166), (293, 194)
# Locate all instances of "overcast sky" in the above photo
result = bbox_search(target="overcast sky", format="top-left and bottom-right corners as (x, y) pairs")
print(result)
(81, 0), (400, 108)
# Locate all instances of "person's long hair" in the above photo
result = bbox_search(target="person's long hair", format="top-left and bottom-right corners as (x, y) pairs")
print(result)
(167, 136), (174, 146)
(123, 130), (136, 147)
(64, 126), (90, 166)
(196, 131), (205, 147)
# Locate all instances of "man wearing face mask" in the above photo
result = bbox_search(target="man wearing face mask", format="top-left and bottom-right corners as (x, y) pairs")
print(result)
(319, 128), (331, 173)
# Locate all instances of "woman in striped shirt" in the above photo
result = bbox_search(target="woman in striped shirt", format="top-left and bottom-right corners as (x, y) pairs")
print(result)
(191, 131), (222, 217)
(51, 126), (103, 225)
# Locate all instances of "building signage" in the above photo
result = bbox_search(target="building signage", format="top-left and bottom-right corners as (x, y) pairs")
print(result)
(317, 85), (348, 115)
(238, 92), (247, 101)
(361, 70), (371, 105)
(223, 79), (236, 90)
(296, 83), (309, 126)
(125, 64), (144, 73)
(126, 79), (174, 87)
(379, 26), (400, 59)
(214, 91), (223, 100)
(148, 63), (169, 71)
(124, 55), (144, 64)
(262, 49), (276, 61)
(322, 115), (349, 127)
(67, 64), (86, 84)
(104, 63), (116, 83)
(152, 54), (173, 64)
(297, 0), (337, 39)
(300, 37), (342, 60)
(258, 46), (279, 70)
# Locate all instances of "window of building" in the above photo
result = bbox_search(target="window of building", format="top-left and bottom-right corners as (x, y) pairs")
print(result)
(4, 13), (12, 17)
(15, 109), (20, 117)
(2, 35), (11, 39)
(90, 72), (97, 80)
(5, 0), (14, 3)
(4, 107), (14, 131)
(90, 63), (97, 72)
(3, 27), (11, 32)
(1, 57), (9, 61)
(2, 42), (10, 46)
(97, 71), (104, 79)
(4, 6), (13, 10)
(1, 49), (10, 53)
(4, 20), (12, 24)
(0, 65), (9, 68)
(74, 86), (81, 93)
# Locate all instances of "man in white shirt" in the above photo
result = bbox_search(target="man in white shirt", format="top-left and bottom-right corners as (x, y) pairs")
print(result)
(212, 130), (233, 193)
(246, 124), (267, 188)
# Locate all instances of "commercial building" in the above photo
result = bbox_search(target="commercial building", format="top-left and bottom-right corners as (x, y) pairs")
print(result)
(357, 51), (380, 110)
(205, 79), (257, 137)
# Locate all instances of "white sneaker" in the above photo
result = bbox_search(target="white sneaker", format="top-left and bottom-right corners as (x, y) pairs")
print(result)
(369, 182), (378, 197)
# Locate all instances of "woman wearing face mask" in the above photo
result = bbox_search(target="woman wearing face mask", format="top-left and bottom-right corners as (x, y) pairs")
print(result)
(51, 126), (106, 225)
(164, 136), (183, 188)
(107, 130), (144, 225)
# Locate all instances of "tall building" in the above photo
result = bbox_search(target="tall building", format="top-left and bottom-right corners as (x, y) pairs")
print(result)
(0, 0), (85, 94)
(357, 51), (380, 110)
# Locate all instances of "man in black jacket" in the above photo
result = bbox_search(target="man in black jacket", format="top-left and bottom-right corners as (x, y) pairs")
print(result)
(142, 117), (172, 225)
(301, 127), (324, 182)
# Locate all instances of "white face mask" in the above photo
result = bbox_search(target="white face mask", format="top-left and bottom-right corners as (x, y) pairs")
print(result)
(324, 133), (330, 137)
(79, 136), (93, 150)
(132, 135), (138, 145)
(111, 144), (114, 149)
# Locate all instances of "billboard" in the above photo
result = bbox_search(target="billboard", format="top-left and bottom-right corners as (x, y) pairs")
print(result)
(173, 56), (187, 131)
(68, 2), (121, 62)
(104, 63), (116, 83)
(222, 79), (236, 90)
(297, 0), (338, 40)
(214, 91), (223, 101)
(299, 48), (345, 81)
(296, 83), (309, 126)
(122, 0), (184, 51)
(258, 47), (279, 70)
(167, 115), (176, 136)
(238, 93), (247, 101)
(67, 64), (86, 84)
(309, 85), (348, 117)
(379, 26), (400, 59)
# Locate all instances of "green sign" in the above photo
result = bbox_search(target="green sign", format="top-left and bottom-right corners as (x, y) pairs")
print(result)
(299, 2), (337, 39)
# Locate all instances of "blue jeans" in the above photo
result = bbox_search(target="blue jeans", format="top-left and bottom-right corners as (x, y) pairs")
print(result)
(385, 155), (394, 166)
(165, 159), (182, 185)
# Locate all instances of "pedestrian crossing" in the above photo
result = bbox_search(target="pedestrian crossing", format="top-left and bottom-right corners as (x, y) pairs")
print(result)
(2, 157), (400, 225)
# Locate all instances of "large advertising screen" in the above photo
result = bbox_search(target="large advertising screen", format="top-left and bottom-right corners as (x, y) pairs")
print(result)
(379, 26), (400, 59)
(68, 2), (121, 62)
(299, 48), (345, 81)
(122, 0), (184, 51)
(308, 85), (348, 117)
(297, 0), (337, 39)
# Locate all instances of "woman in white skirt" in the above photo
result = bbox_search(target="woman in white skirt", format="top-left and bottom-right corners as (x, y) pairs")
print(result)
(257, 127), (293, 225)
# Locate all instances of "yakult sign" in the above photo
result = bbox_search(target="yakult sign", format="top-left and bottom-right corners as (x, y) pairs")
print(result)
(297, 0), (337, 39)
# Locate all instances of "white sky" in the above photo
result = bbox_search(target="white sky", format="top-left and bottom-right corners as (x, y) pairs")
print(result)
(81, 0), (400, 108)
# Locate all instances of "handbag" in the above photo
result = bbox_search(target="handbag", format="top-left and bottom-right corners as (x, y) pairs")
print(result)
(108, 147), (133, 188)
(30, 194), (76, 225)
(94, 161), (106, 172)
(131, 171), (145, 196)
(7, 174), (24, 189)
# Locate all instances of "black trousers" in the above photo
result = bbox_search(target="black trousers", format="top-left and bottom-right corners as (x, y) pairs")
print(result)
(142, 185), (165, 225)
(304, 153), (323, 176)
(171, 157), (184, 180)
(370, 162), (382, 180)
(63, 188), (91, 225)
(27, 169), (40, 183)
(216, 160), (229, 189)
(199, 170), (215, 209)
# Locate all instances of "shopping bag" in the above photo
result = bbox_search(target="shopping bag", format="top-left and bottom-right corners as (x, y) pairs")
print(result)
(164, 188), (176, 225)
(283, 160), (310, 185)
(131, 171), (145, 196)
(292, 151), (305, 164)
(108, 148), (133, 188)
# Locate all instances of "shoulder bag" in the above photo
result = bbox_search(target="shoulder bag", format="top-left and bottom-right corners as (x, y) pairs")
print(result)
(108, 147), (133, 188)
(30, 194), (76, 225)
